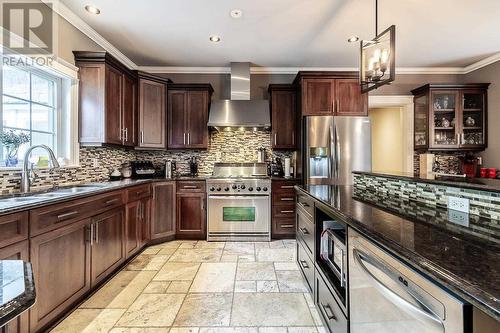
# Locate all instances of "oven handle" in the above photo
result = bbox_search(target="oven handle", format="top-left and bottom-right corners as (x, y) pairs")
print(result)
(208, 195), (270, 200)
(353, 249), (445, 332)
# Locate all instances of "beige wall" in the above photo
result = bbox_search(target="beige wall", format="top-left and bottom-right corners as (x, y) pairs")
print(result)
(464, 60), (500, 168)
(370, 73), (463, 96)
(369, 107), (404, 173)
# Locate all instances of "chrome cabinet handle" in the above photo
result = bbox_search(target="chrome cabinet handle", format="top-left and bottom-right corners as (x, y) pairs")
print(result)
(187, 132), (190, 145)
(280, 197), (294, 201)
(183, 185), (198, 189)
(353, 249), (445, 332)
(281, 224), (294, 228)
(88, 224), (94, 245)
(274, 133), (277, 145)
(299, 227), (309, 235)
(292, 131), (295, 145)
(299, 260), (309, 269)
(280, 185), (294, 189)
(339, 248), (345, 287)
(105, 198), (119, 205)
(280, 210), (294, 213)
(320, 303), (337, 321)
(94, 222), (99, 244)
(57, 211), (79, 220)
(140, 131), (144, 144)
(124, 128), (128, 142)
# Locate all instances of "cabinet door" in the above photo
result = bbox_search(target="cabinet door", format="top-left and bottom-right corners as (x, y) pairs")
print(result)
(29, 220), (91, 332)
(167, 90), (188, 148)
(414, 93), (429, 149)
(186, 91), (209, 148)
(151, 182), (176, 239)
(0, 241), (29, 333)
(176, 193), (206, 240)
(430, 91), (460, 149)
(122, 74), (137, 146)
(91, 208), (125, 286)
(271, 90), (296, 149)
(460, 89), (487, 149)
(302, 79), (334, 116)
(335, 79), (368, 116)
(138, 78), (166, 148)
(140, 198), (151, 246)
(125, 201), (140, 258)
(105, 65), (123, 145)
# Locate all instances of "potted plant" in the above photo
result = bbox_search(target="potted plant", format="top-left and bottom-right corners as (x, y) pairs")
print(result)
(0, 130), (30, 167)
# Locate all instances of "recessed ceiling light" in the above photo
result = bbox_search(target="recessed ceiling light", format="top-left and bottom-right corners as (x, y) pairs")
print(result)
(347, 36), (359, 43)
(85, 5), (100, 14)
(209, 35), (221, 42)
(230, 9), (243, 19)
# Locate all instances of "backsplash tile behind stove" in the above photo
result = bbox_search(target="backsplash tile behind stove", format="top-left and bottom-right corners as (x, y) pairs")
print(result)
(0, 131), (294, 194)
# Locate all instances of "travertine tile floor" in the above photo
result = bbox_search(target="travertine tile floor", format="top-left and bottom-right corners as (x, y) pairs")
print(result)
(51, 240), (326, 333)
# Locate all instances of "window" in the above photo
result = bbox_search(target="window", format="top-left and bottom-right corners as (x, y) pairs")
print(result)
(0, 63), (75, 168)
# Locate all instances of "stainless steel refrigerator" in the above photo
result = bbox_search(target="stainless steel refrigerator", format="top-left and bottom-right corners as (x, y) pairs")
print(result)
(305, 116), (372, 185)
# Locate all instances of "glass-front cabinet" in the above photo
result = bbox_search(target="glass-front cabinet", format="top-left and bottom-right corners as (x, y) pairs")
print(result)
(412, 84), (489, 151)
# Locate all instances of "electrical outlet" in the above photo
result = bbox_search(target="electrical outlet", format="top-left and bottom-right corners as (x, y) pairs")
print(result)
(448, 196), (469, 214)
(448, 210), (469, 227)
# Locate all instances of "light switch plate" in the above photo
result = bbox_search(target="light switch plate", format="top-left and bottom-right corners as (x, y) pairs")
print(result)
(448, 196), (470, 214)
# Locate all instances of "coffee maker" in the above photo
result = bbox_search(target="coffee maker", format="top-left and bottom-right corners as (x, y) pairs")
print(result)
(461, 155), (481, 178)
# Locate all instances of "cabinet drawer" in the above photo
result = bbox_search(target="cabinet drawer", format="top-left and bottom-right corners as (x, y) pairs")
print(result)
(296, 193), (314, 217)
(297, 205), (314, 257)
(0, 212), (28, 248)
(30, 191), (125, 236)
(272, 180), (299, 193)
(126, 184), (151, 202)
(272, 192), (296, 204)
(176, 181), (206, 193)
(297, 240), (314, 292)
(315, 268), (348, 333)
(272, 218), (296, 235)
(272, 204), (295, 218)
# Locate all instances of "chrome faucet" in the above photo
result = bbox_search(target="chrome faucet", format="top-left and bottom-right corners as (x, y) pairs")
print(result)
(21, 145), (60, 193)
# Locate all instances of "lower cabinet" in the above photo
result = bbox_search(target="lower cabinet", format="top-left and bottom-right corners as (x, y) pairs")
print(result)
(90, 208), (125, 286)
(139, 197), (151, 247)
(272, 179), (299, 239)
(125, 200), (141, 258)
(29, 219), (92, 332)
(176, 192), (206, 240)
(151, 182), (176, 240)
(0, 240), (30, 333)
(315, 268), (348, 333)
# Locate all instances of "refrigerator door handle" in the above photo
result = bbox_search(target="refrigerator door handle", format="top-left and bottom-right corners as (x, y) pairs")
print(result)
(335, 124), (341, 181)
(329, 122), (334, 179)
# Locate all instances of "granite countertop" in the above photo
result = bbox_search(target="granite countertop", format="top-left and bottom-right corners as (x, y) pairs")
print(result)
(354, 170), (500, 193)
(296, 184), (500, 321)
(0, 260), (36, 327)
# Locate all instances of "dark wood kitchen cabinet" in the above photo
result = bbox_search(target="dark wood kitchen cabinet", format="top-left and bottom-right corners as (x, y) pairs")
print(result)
(167, 84), (213, 149)
(412, 83), (490, 151)
(0, 240), (29, 333)
(176, 181), (206, 240)
(269, 84), (297, 149)
(151, 181), (176, 240)
(74, 51), (137, 146)
(137, 72), (170, 149)
(294, 72), (367, 116)
(90, 207), (125, 286)
(125, 184), (152, 257)
(29, 219), (91, 332)
(272, 179), (300, 239)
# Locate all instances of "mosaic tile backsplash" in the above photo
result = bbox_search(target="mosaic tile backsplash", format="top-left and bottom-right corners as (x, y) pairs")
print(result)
(413, 151), (463, 175)
(0, 131), (294, 194)
(354, 173), (500, 220)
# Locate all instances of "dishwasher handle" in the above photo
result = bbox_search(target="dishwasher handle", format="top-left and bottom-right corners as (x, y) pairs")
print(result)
(353, 248), (445, 332)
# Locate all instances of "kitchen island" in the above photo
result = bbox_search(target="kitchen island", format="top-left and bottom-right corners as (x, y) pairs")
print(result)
(295, 183), (499, 330)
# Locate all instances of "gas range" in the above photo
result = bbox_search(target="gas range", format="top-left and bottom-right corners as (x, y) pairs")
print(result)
(206, 178), (271, 195)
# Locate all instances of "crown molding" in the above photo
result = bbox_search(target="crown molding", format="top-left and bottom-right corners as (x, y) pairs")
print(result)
(140, 66), (231, 74)
(45, 0), (138, 69)
(463, 52), (500, 74)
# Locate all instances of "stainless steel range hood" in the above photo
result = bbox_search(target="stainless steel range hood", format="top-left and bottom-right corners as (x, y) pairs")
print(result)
(208, 62), (271, 131)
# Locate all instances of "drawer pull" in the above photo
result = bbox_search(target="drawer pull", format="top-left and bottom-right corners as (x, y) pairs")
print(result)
(320, 303), (337, 321)
(105, 198), (119, 205)
(281, 224), (294, 228)
(280, 185), (294, 189)
(183, 185), (198, 189)
(299, 227), (309, 235)
(299, 260), (309, 269)
(280, 198), (294, 201)
(57, 211), (79, 220)
(280, 210), (294, 213)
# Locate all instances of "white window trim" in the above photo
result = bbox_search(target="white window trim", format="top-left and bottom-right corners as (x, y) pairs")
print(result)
(1, 48), (80, 170)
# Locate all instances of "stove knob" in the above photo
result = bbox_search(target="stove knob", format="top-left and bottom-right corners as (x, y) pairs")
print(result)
(210, 187), (215, 192)
(232, 185), (237, 190)
(263, 187), (268, 192)
(224, 187), (230, 191)
(256, 187), (261, 191)
(240, 185), (246, 189)
(216, 187), (222, 192)
(248, 187), (253, 191)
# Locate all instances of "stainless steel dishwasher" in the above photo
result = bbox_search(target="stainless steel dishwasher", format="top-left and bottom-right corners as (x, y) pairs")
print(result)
(348, 229), (472, 333)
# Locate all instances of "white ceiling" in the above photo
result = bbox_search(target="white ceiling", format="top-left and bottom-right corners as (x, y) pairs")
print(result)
(60, 0), (500, 68)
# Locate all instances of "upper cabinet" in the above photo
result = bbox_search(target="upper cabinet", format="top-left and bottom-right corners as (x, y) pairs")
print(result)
(167, 84), (213, 149)
(411, 84), (490, 151)
(137, 72), (170, 149)
(74, 51), (137, 147)
(294, 72), (368, 117)
(268, 84), (297, 150)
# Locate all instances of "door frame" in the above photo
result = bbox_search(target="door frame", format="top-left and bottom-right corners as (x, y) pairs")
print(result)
(368, 95), (414, 174)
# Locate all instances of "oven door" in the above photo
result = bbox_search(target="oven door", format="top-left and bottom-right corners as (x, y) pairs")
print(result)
(207, 194), (270, 241)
